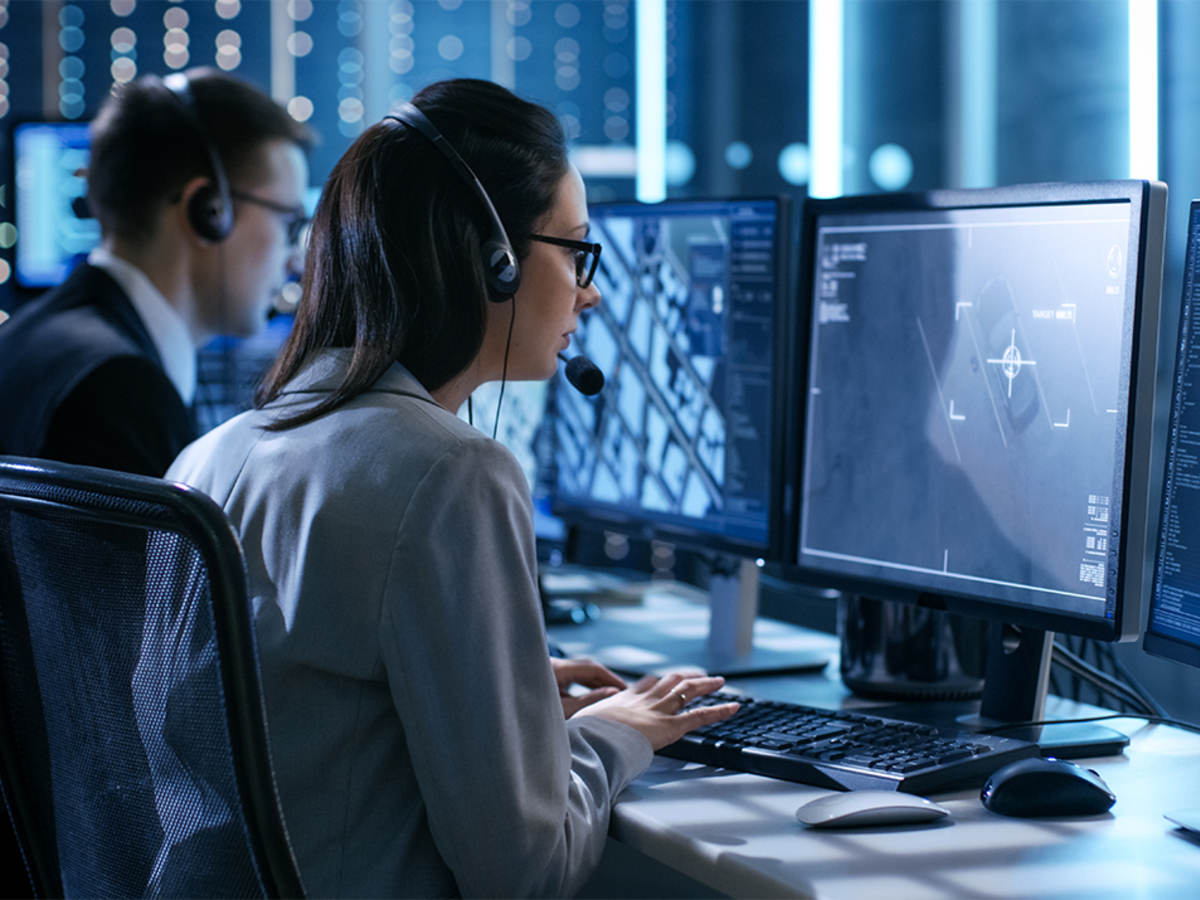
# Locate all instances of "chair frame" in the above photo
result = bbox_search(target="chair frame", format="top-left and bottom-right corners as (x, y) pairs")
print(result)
(0, 455), (305, 898)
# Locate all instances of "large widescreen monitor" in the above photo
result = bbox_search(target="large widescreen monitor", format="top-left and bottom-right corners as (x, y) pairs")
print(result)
(1147, 198), (1200, 672)
(791, 181), (1167, 741)
(1146, 202), (1200, 833)
(549, 196), (790, 561)
(544, 196), (827, 675)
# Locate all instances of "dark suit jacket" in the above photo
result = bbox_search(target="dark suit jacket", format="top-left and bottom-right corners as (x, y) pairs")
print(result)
(0, 262), (197, 477)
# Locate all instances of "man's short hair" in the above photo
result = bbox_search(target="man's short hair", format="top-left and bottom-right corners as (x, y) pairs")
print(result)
(87, 67), (315, 243)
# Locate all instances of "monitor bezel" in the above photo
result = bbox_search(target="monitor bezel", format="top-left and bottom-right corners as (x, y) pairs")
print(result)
(1144, 198), (1200, 668)
(1144, 630), (1200, 670)
(9, 117), (96, 292)
(549, 194), (793, 562)
(785, 180), (1166, 642)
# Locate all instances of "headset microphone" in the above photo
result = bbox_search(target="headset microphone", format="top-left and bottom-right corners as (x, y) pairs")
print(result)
(557, 352), (605, 396)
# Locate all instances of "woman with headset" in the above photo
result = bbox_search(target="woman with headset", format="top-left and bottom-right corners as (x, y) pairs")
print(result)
(167, 78), (738, 897)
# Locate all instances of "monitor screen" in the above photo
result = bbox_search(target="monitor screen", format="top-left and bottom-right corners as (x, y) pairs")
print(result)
(12, 120), (100, 289)
(548, 197), (789, 559)
(793, 182), (1166, 642)
(1146, 199), (1200, 670)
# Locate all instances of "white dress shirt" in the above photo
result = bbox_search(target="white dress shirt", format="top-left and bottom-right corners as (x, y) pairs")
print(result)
(87, 247), (196, 406)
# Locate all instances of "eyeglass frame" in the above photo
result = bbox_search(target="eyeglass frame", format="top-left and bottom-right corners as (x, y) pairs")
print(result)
(528, 234), (602, 288)
(230, 189), (310, 247)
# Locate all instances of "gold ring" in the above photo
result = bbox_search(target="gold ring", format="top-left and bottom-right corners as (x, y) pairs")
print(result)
(676, 691), (688, 707)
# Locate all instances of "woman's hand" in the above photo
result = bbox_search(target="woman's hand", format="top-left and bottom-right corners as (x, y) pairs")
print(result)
(573, 671), (739, 750)
(550, 656), (627, 717)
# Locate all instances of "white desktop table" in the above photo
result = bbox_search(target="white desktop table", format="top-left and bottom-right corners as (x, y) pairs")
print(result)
(549, 588), (1200, 899)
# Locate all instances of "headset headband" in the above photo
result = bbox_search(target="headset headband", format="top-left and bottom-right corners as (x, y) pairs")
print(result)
(162, 72), (234, 242)
(386, 103), (520, 301)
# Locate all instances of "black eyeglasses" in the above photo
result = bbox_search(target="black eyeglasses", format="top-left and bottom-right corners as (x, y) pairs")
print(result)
(230, 189), (310, 247)
(529, 234), (602, 288)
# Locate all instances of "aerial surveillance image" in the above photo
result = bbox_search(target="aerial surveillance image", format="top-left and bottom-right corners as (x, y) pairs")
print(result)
(801, 201), (1134, 617)
(550, 200), (780, 549)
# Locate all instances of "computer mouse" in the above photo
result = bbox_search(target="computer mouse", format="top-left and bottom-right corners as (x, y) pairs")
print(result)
(980, 757), (1116, 818)
(795, 790), (950, 828)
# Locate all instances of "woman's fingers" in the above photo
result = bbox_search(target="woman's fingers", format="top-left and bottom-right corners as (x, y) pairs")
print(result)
(668, 675), (727, 707)
(679, 701), (740, 729)
(573, 672), (740, 750)
(553, 658), (626, 689)
(562, 686), (621, 717)
(647, 671), (688, 700)
(630, 673), (659, 693)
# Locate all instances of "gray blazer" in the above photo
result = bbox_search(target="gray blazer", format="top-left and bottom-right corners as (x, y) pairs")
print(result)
(167, 349), (651, 898)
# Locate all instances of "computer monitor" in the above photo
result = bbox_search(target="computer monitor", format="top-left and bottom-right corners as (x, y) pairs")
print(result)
(552, 197), (788, 555)
(1147, 198), (1200, 672)
(546, 197), (827, 674)
(1144, 199), (1200, 836)
(12, 120), (99, 289)
(792, 181), (1167, 752)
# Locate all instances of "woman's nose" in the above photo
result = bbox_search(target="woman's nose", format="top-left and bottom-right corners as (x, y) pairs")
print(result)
(578, 280), (602, 311)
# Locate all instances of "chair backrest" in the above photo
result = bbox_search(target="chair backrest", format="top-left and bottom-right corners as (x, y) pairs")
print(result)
(0, 456), (305, 898)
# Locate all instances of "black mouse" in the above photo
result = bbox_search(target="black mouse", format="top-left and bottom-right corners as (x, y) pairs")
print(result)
(981, 757), (1115, 817)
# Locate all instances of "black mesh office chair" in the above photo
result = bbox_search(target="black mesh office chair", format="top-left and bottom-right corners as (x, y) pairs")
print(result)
(0, 456), (304, 898)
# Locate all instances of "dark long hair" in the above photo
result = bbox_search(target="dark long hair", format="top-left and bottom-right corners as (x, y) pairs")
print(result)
(255, 79), (568, 430)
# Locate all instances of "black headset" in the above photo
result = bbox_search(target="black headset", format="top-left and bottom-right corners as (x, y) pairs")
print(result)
(385, 103), (520, 302)
(162, 72), (234, 243)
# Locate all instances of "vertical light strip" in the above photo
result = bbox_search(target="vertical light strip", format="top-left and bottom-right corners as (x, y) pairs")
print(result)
(961, 0), (997, 187)
(362, 0), (390, 120)
(635, 0), (667, 203)
(1128, 0), (1158, 179)
(269, 0), (294, 104)
(491, 0), (515, 89)
(808, 0), (843, 198)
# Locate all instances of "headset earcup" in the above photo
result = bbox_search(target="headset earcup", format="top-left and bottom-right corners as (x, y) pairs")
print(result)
(187, 181), (232, 242)
(483, 239), (520, 302)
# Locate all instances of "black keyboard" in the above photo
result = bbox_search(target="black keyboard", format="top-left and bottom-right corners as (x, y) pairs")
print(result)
(662, 691), (1039, 794)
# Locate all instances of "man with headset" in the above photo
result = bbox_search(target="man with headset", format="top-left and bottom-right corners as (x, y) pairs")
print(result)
(0, 67), (313, 476)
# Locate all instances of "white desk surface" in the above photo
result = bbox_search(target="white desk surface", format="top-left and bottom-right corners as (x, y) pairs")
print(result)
(609, 692), (1200, 899)
(549, 588), (1200, 899)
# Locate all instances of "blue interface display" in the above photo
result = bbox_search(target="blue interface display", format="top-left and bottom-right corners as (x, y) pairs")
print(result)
(549, 198), (783, 554)
(1149, 202), (1200, 664)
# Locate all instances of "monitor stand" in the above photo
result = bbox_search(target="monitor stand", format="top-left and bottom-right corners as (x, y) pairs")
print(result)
(543, 555), (832, 677)
(963, 624), (1129, 758)
(697, 556), (834, 676)
(876, 625), (1129, 758)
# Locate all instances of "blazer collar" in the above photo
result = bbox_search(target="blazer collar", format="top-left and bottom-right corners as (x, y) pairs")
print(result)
(87, 248), (197, 405)
(69, 263), (163, 367)
(276, 347), (441, 407)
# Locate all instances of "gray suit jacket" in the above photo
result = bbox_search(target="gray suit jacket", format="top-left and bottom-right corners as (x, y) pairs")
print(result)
(167, 349), (651, 898)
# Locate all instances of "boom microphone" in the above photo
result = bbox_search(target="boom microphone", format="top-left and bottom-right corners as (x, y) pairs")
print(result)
(557, 352), (605, 396)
